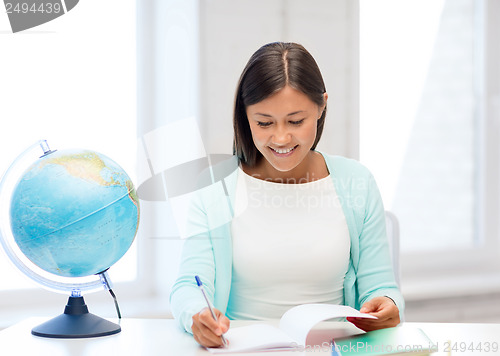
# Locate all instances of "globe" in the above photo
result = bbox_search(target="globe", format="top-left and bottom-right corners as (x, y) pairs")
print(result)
(10, 148), (139, 278)
(0, 140), (140, 338)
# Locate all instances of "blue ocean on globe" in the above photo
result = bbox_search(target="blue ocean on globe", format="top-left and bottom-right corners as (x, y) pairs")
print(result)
(9, 149), (140, 277)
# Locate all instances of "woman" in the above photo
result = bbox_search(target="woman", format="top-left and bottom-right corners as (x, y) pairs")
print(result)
(170, 42), (404, 348)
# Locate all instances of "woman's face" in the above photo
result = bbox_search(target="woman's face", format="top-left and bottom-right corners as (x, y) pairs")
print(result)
(246, 85), (327, 176)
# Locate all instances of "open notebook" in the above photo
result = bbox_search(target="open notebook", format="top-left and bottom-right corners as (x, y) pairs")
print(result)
(207, 304), (376, 354)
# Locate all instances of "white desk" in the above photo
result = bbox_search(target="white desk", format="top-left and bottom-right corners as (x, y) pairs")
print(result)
(0, 318), (499, 355)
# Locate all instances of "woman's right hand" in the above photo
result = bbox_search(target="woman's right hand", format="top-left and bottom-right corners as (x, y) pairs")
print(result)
(192, 307), (230, 348)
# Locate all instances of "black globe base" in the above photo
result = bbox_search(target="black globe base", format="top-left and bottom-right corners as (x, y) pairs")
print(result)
(32, 296), (121, 339)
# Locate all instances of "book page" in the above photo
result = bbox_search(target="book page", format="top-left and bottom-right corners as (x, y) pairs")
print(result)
(207, 324), (298, 354)
(279, 304), (377, 347)
(207, 304), (376, 353)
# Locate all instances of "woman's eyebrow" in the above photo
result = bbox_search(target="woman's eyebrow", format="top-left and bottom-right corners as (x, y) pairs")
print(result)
(254, 112), (273, 117)
(253, 110), (305, 118)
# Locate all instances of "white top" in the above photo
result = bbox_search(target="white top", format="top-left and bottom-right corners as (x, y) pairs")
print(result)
(226, 167), (350, 320)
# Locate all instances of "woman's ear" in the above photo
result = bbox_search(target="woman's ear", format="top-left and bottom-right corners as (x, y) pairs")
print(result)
(320, 92), (328, 117)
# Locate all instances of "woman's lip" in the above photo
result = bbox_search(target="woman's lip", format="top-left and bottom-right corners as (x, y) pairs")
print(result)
(269, 145), (298, 157)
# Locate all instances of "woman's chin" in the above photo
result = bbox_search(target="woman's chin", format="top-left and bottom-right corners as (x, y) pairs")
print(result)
(266, 160), (300, 174)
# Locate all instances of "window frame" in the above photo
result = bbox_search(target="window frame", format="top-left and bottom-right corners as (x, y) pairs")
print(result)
(386, 0), (500, 298)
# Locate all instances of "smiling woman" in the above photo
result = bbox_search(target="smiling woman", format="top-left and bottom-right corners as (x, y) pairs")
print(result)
(233, 43), (328, 168)
(170, 42), (404, 349)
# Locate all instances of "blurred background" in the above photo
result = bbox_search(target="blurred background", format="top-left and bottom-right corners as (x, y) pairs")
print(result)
(0, 0), (499, 329)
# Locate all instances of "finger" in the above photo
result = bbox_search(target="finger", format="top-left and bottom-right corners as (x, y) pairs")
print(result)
(370, 304), (399, 321)
(192, 310), (227, 348)
(219, 315), (230, 333)
(361, 297), (399, 319)
(192, 321), (225, 347)
(365, 310), (385, 319)
(199, 308), (223, 335)
(360, 299), (383, 313)
(348, 314), (390, 325)
(348, 316), (398, 331)
(212, 309), (231, 334)
(195, 322), (226, 347)
(360, 310), (384, 319)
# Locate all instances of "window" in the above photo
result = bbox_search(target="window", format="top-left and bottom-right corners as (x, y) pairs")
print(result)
(0, 1), (137, 293)
(360, 0), (500, 288)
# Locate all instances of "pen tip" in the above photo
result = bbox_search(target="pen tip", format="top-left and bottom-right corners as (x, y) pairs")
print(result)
(195, 275), (202, 286)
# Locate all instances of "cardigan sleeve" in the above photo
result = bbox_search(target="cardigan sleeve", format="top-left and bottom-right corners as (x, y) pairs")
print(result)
(169, 158), (238, 334)
(354, 170), (405, 321)
(169, 190), (217, 334)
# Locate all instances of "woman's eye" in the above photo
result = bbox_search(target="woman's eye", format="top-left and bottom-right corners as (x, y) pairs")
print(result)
(257, 121), (272, 127)
(290, 119), (305, 125)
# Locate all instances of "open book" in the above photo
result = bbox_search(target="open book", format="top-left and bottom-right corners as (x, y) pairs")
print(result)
(207, 304), (377, 354)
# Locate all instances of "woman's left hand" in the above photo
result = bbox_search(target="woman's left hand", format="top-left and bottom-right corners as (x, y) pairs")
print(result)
(346, 296), (400, 331)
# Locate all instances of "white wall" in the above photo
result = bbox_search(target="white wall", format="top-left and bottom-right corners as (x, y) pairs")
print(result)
(198, 0), (359, 158)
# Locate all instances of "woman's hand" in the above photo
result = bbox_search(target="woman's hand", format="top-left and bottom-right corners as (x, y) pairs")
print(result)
(346, 296), (400, 332)
(192, 307), (230, 348)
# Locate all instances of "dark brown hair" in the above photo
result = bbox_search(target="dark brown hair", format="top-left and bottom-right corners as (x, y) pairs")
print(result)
(233, 42), (327, 166)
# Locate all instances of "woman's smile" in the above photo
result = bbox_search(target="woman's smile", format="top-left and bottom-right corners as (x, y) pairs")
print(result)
(269, 144), (298, 156)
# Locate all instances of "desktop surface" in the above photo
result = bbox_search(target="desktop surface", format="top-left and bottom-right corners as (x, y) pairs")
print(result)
(0, 317), (498, 356)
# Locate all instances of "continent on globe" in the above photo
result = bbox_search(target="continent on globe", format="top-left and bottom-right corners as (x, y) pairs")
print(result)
(9, 149), (140, 278)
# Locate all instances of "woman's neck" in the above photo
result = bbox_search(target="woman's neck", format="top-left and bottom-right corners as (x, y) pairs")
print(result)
(242, 151), (329, 183)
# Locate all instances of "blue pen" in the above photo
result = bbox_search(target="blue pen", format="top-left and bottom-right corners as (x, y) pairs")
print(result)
(195, 275), (228, 347)
(331, 339), (341, 356)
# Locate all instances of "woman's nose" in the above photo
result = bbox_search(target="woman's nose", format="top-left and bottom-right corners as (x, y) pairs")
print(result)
(272, 127), (291, 145)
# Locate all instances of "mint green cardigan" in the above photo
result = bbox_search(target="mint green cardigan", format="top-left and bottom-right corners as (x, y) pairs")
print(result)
(169, 153), (404, 333)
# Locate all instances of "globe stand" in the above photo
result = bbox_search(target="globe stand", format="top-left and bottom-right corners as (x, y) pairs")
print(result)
(31, 296), (121, 338)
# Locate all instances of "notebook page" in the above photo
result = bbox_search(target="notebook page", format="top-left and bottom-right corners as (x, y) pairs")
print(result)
(279, 304), (377, 347)
(207, 323), (298, 354)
